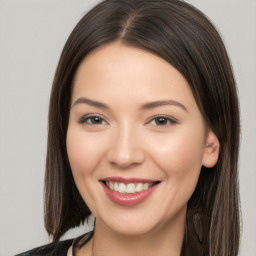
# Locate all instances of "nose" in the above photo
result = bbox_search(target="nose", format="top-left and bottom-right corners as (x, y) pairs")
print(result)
(107, 124), (146, 169)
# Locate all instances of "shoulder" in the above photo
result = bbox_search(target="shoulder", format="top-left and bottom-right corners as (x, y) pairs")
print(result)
(15, 239), (73, 256)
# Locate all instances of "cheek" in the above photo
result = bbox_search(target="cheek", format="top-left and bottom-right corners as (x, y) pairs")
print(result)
(66, 128), (105, 176)
(66, 128), (108, 214)
(149, 126), (205, 201)
(152, 129), (204, 171)
(66, 128), (104, 202)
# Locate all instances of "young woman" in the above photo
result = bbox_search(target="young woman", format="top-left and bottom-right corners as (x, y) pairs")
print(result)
(17, 0), (240, 255)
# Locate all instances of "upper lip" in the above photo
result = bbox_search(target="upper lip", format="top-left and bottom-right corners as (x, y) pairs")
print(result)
(101, 177), (160, 184)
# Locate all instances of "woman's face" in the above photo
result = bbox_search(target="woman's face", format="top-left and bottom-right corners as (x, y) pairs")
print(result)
(67, 42), (218, 236)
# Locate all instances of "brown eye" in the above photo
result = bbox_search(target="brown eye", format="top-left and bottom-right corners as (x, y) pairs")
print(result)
(89, 116), (104, 124)
(155, 117), (168, 126)
(78, 115), (107, 125)
(149, 116), (177, 127)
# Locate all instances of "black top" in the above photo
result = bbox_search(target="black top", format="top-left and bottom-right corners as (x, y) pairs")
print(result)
(15, 232), (94, 256)
(15, 239), (73, 256)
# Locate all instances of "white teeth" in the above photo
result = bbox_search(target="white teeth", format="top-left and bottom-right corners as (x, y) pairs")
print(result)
(106, 181), (154, 194)
(118, 183), (126, 193)
(114, 182), (119, 192)
(143, 183), (149, 190)
(127, 183), (136, 193)
(109, 181), (114, 190)
(135, 183), (143, 192)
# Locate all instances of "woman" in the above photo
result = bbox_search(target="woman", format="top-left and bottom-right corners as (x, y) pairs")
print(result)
(17, 0), (240, 255)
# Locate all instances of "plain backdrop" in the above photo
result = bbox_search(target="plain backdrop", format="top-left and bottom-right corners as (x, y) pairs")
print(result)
(0, 0), (255, 255)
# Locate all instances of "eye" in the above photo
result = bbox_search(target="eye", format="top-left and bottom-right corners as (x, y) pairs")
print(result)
(148, 116), (177, 127)
(78, 115), (108, 125)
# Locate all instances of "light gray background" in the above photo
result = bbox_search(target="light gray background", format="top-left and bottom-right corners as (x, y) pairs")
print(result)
(0, 0), (255, 255)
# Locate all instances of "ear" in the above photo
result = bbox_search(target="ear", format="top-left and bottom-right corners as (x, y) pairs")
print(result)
(202, 129), (220, 168)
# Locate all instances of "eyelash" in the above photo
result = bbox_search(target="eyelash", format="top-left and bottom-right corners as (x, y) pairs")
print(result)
(78, 114), (108, 125)
(78, 114), (177, 127)
(147, 116), (177, 127)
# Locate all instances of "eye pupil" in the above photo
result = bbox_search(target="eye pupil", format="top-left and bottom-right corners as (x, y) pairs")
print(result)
(156, 117), (168, 125)
(92, 116), (102, 124)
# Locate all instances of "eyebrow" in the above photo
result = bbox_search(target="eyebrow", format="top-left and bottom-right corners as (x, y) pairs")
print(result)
(71, 97), (109, 109)
(71, 97), (187, 112)
(140, 100), (188, 112)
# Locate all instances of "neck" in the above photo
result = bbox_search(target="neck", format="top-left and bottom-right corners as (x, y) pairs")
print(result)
(81, 209), (186, 256)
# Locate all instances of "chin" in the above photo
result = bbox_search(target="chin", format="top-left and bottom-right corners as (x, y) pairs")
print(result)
(106, 219), (158, 237)
(95, 207), (176, 238)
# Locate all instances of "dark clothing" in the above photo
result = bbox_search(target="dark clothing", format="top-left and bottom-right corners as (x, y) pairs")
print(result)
(15, 239), (73, 256)
(15, 232), (93, 256)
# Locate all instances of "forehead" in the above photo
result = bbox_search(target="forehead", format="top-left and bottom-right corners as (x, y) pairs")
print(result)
(71, 42), (196, 110)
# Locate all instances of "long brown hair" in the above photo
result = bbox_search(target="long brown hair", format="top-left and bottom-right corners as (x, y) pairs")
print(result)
(45, 0), (240, 255)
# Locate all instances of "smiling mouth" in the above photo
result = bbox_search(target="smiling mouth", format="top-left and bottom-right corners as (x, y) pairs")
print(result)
(101, 178), (161, 206)
(102, 180), (160, 194)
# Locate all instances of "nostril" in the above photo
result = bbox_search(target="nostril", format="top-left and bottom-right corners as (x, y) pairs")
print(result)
(106, 138), (146, 168)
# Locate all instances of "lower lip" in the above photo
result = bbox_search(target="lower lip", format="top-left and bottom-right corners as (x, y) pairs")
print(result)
(101, 183), (159, 207)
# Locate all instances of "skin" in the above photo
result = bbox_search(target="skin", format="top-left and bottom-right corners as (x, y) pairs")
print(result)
(66, 42), (219, 256)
